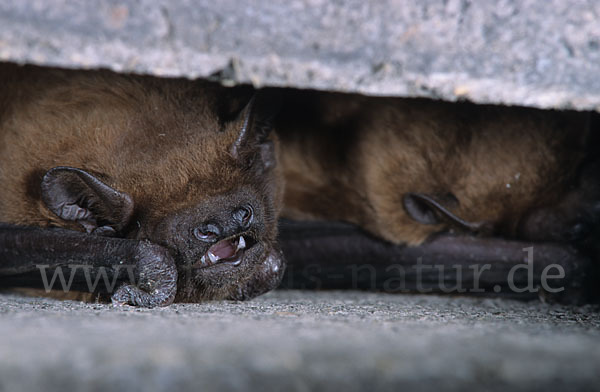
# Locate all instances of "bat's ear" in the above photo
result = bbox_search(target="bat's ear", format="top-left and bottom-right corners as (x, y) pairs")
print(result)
(403, 193), (444, 225)
(41, 166), (134, 235)
(403, 192), (484, 232)
(230, 90), (282, 170)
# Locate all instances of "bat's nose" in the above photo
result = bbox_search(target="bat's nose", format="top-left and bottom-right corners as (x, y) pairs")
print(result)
(193, 222), (222, 242)
(232, 204), (253, 230)
(193, 204), (255, 243)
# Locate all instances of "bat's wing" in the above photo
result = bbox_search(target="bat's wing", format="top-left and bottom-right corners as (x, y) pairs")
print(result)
(0, 223), (177, 307)
(278, 219), (595, 303)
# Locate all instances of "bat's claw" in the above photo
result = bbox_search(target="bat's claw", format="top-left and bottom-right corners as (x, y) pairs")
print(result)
(111, 284), (174, 308)
(111, 241), (177, 307)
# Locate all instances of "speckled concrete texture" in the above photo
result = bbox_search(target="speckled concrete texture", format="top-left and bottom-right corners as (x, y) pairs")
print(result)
(1, 0), (599, 111)
(1, 290), (599, 391)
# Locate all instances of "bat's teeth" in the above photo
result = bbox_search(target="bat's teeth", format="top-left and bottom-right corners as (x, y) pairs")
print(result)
(200, 255), (206, 265)
(237, 236), (246, 251)
(208, 251), (219, 263)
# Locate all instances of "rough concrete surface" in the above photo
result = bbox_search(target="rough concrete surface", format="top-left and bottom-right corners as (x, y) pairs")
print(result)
(1, 0), (599, 111)
(1, 290), (599, 392)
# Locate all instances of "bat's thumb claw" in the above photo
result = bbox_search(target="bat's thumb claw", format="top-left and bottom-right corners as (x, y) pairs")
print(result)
(110, 285), (136, 306)
(110, 242), (178, 307)
(111, 283), (176, 308)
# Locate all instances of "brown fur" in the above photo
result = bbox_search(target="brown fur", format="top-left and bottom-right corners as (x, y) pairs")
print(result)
(276, 90), (589, 245)
(0, 63), (285, 302)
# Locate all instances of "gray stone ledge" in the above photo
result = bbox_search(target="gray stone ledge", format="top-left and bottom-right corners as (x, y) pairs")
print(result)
(1, 291), (600, 392)
(1, 0), (600, 111)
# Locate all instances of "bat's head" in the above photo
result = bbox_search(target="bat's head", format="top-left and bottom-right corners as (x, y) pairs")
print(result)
(150, 181), (285, 302)
(39, 83), (285, 302)
(145, 90), (287, 301)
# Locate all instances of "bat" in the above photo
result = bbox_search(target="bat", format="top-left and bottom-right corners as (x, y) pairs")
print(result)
(274, 90), (600, 301)
(0, 63), (285, 307)
(276, 90), (599, 245)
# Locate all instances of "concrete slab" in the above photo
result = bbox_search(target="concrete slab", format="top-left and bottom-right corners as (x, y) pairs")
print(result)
(1, 290), (599, 391)
(1, 0), (599, 111)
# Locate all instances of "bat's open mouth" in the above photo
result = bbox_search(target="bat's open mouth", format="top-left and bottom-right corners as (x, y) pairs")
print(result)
(195, 234), (257, 269)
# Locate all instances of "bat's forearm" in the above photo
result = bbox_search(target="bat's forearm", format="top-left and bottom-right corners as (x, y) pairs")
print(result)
(278, 219), (591, 302)
(0, 223), (139, 275)
(0, 223), (177, 307)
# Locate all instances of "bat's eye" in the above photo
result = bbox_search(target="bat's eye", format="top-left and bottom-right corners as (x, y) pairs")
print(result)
(233, 204), (253, 229)
(193, 223), (221, 242)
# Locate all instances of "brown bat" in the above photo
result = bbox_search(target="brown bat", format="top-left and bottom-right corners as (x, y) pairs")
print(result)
(276, 90), (599, 245)
(275, 90), (599, 299)
(0, 63), (285, 306)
